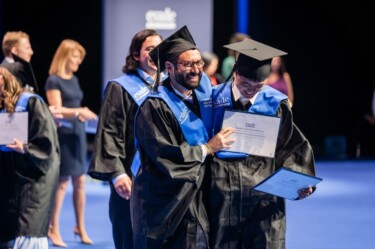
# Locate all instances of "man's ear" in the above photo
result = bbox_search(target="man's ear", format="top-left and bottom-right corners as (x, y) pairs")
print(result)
(132, 51), (139, 61)
(10, 47), (17, 55)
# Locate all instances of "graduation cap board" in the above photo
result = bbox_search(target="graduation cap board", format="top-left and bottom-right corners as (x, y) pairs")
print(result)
(0, 53), (38, 92)
(149, 25), (197, 87)
(224, 39), (287, 82)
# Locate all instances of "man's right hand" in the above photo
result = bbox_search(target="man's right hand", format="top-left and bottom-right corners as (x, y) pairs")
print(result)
(113, 174), (132, 200)
(207, 127), (236, 153)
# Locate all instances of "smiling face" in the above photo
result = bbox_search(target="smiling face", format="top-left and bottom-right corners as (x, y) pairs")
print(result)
(134, 35), (162, 76)
(66, 49), (83, 74)
(168, 49), (203, 90)
(233, 72), (264, 99)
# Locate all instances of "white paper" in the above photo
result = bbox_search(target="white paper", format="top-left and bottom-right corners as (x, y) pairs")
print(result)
(221, 110), (281, 158)
(253, 167), (322, 200)
(0, 112), (28, 145)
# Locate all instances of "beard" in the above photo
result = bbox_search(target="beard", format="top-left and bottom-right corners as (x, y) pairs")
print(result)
(174, 71), (202, 90)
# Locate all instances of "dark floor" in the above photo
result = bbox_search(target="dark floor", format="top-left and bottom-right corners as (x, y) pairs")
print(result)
(55, 159), (375, 249)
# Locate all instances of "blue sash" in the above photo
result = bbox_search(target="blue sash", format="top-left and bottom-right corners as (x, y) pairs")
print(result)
(0, 92), (43, 152)
(106, 74), (152, 106)
(212, 83), (287, 158)
(103, 74), (152, 176)
(131, 73), (213, 175)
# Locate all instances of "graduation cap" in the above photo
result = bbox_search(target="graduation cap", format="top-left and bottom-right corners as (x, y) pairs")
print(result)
(149, 25), (197, 89)
(0, 53), (38, 92)
(224, 39), (287, 82)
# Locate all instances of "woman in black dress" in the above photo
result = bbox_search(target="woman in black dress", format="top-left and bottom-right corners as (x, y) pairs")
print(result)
(45, 39), (97, 247)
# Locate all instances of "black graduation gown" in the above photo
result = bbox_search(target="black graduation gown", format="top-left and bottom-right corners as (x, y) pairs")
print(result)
(87, 80), (140, 249)
(208, 96), (315, 249)
(131, 83), (210, 249)
(0, 96), (60, 242)
(88, 81), (138, 180)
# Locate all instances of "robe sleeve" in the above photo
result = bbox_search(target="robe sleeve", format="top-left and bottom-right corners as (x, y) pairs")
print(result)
(274, 100), (316, 176)
(136, 97), (204, 182)
(15, 96), (60, 179)
(88, 82), (133, 181)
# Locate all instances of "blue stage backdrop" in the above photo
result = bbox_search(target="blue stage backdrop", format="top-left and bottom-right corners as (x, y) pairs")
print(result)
(103, 0), (213, 88)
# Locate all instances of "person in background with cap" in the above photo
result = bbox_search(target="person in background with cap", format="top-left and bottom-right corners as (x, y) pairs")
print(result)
(88, 29), (163, 249)
(208, 39), (316, 249)
(131, 26), (235, 249)
(0, 67), (60, 249)
(45, 39), (97, 247)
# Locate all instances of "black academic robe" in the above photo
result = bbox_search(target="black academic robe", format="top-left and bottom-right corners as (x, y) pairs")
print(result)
(87, 80), (140, 249)
(208, 90), (315, 249)
(131, 82), (210, 249)
(0, 61), (37, 90)
(0, 96), (60, 242)
(88, 81), (138, 180)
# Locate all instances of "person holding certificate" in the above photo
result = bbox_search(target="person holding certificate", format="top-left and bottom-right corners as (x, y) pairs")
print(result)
(131, 26), (235, 249)
(0, 67), (60, 249)
(207, 39), (316, 249)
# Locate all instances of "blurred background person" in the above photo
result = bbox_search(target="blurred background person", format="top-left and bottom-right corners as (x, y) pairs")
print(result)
(1, 31), (37, 92)
(265, 56), (294, 107)
(221, 32), (250, 81)
(1, 31), (63, 123)
(1, 31), (33, 64)
(0, 67), (60, 249)
(201, 51), (224, 86)
(45, 39), (97, 247)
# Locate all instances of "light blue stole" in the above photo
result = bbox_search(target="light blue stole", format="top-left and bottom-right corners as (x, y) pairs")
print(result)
(106, 74), (153, 105)
(131, 73), (213, 175)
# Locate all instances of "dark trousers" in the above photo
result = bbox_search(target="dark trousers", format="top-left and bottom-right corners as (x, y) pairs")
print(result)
(109, 184), (133, 249)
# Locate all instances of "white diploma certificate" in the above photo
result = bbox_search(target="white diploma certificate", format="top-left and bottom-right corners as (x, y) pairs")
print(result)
(253, 167), (323, 200)
(0, 112), (28, 145)
(221, 110), (281, 158)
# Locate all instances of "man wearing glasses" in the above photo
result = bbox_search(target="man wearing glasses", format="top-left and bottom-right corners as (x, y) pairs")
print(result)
(130, 26), (235, 249)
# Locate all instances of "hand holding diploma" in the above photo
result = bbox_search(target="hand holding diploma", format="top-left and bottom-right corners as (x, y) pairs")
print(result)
(206, 127), (236, 155)
(252, 167), (322, 200)
(298, 187), (314, 199)
(6, 138), (26, 154)
(0, 112), (28, 146)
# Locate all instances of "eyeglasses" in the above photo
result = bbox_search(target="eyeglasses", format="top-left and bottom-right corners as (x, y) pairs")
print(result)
(177, 60), (205, 69)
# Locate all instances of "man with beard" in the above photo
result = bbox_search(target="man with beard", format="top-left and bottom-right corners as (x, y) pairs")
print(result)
(88, 29), (163, 249)
(130, 26), (235, 249)
(208, 39), (316, 249)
